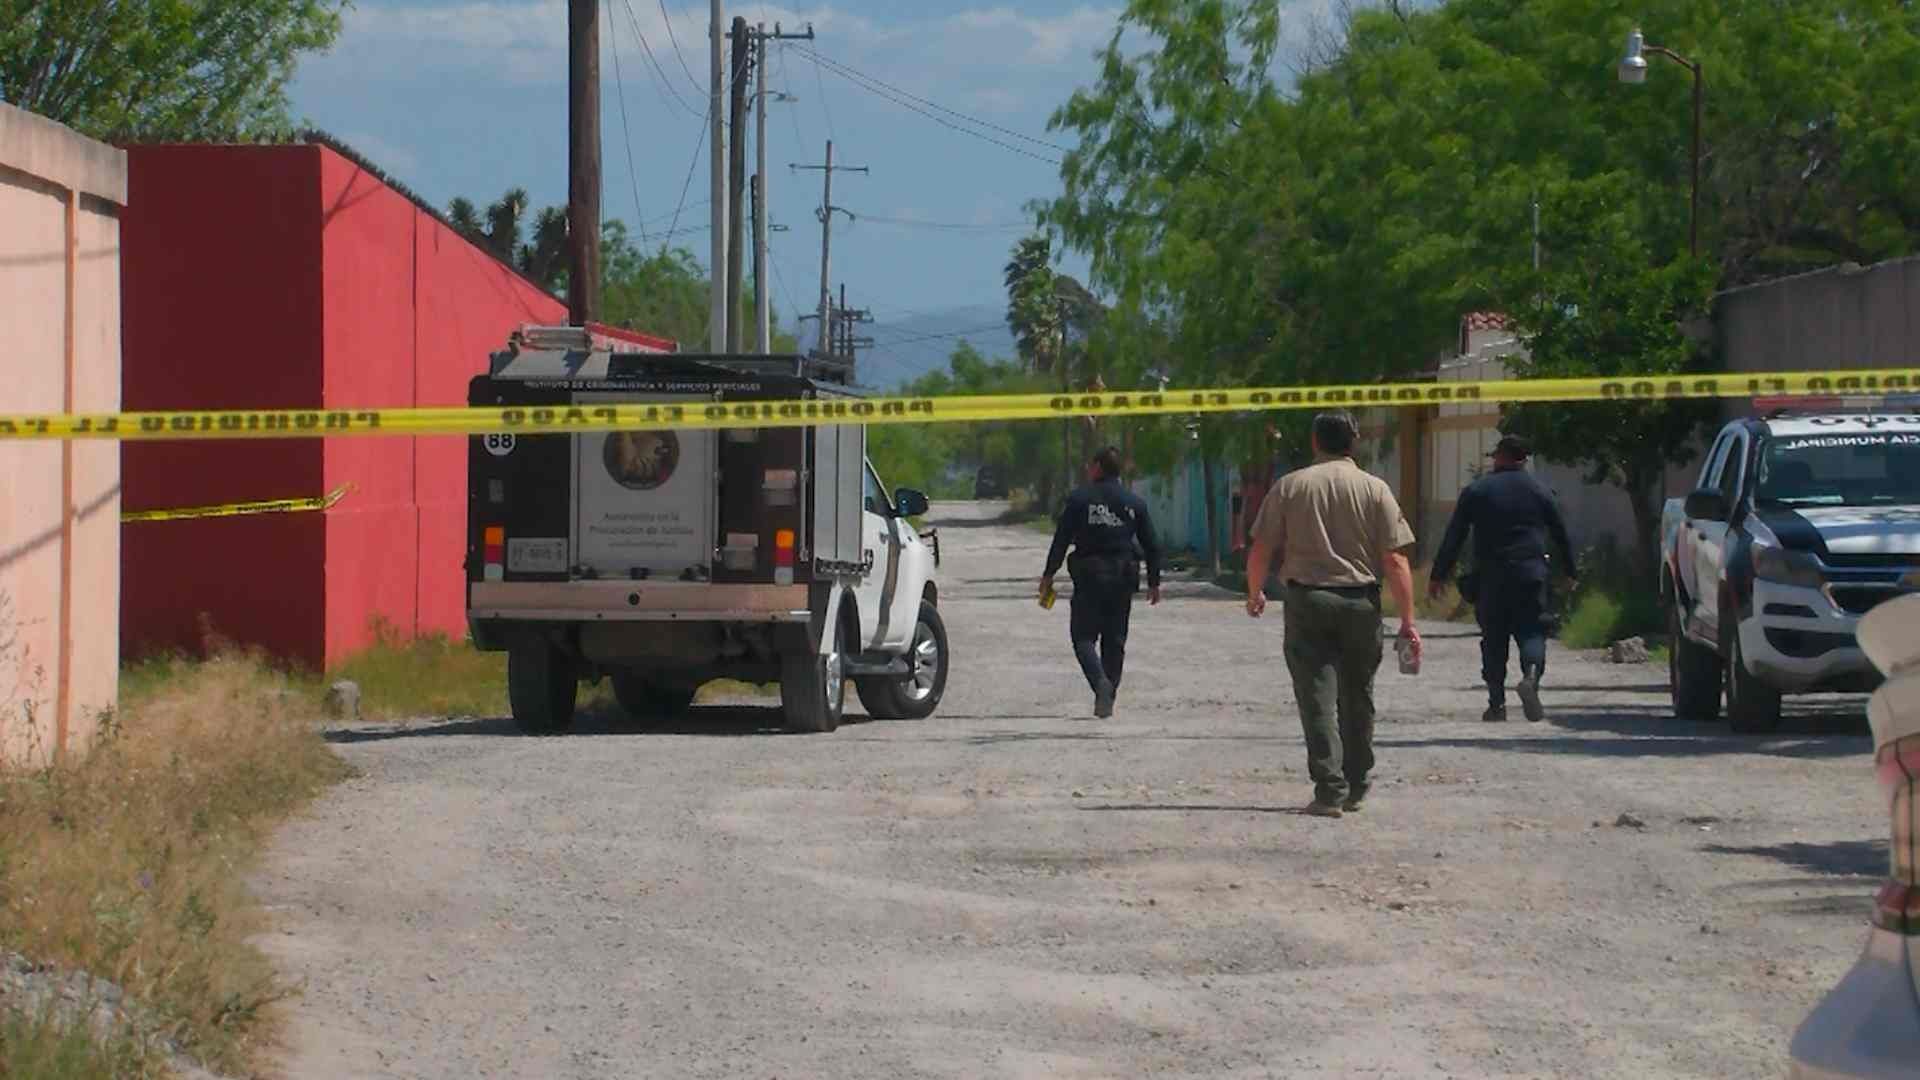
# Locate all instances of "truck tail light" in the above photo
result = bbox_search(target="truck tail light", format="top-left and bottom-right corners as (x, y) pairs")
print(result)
(774, 529), (795, 585)
(483, 525), (505, 581)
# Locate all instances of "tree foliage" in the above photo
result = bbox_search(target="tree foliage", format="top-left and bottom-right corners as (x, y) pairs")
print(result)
(0, 0), (344, 138)
(1042, 0), (1920, 565)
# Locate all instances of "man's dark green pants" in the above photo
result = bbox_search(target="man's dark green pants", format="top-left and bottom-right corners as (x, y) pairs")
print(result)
(1282, 583), (1384, 807)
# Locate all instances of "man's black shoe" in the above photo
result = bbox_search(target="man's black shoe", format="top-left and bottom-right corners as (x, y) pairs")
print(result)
(1093, 681), (1115, 719)
(1517, 666), (1544, 723)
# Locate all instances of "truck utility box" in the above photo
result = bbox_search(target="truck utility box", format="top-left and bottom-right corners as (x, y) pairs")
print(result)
(465, 325), (947, 734)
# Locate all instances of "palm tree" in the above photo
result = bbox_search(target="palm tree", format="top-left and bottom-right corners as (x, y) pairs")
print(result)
(1003, 234), (1062, 374)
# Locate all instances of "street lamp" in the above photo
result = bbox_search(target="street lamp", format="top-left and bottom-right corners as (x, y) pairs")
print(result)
(1616, 28), (1703, 258)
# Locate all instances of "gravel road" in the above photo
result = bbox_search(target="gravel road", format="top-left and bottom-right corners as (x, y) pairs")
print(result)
(255, 500), (1883, 1079)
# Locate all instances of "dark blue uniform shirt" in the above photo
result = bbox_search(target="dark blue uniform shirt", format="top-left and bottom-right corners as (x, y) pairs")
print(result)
(1044, 480), (1164, 589)
(1431, 467), (1576, 584)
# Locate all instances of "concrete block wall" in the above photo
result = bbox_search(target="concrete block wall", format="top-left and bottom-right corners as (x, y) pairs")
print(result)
(0, 103), (126, 764)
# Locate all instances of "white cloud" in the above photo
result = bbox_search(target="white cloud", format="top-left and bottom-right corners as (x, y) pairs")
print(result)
(944, 6), (1119, 65)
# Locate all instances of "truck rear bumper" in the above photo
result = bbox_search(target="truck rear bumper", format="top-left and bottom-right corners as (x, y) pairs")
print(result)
(468, 581), (813, 623)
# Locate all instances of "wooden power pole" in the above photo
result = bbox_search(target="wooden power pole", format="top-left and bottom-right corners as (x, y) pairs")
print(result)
(725, 15), (750, 351)
(566, 0), (601, 324)
(793, 140), (866, 358)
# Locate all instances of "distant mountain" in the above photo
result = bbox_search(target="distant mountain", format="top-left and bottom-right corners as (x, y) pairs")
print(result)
(855, 303), (1017, 391)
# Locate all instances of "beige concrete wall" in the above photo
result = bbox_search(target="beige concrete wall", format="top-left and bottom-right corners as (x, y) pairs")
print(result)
(0, 104), (124, 764)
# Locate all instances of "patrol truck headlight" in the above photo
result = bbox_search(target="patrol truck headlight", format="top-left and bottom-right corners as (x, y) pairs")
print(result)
(1753, 544), (1825, 589)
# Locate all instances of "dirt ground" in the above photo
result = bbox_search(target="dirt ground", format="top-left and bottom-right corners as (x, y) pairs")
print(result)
(254, 501), (1883, 1079)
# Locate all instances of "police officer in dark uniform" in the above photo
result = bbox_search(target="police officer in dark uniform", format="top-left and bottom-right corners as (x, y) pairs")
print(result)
(1428, 434), (1578, 723)
(1040, 447), (1163, 718)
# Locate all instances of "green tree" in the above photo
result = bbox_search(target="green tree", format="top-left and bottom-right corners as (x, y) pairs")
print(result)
(1043, 0), (1920, 566)
(0, 0), (345, 138)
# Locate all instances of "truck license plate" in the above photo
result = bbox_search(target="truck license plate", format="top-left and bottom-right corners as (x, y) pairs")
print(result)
(507, 538), (568, 574)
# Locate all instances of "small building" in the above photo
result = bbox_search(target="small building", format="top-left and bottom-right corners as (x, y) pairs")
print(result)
(118, 138), (672, 670)
(0, 104), (126, 762)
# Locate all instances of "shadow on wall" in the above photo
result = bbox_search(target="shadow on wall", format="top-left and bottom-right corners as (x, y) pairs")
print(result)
(0, 484), (121, 572)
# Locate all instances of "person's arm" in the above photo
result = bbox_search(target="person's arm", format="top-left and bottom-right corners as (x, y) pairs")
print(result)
(1245, 533), (1275, 618)
(1428, 488), (1474, 588)
(1244, 485), (1284, 618)
(1543, 486), (1578, 581)
(1384, 547), (1421, 661)
(1135, 497), (1164, 603)
(1041, 494), (1081, 588)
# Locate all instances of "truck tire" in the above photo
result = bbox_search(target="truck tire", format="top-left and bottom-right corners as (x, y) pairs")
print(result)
(1724, 623), (1783, 734)
(1668, 603), (1722, 723)
(612, 674), (697, 721)
(781, 614), (847, 733)
(508, 642), (579, 735)
(855, 601), (950, 720)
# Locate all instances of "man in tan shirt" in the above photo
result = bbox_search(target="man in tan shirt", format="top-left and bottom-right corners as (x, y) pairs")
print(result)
(1245, 412), (1421, 818)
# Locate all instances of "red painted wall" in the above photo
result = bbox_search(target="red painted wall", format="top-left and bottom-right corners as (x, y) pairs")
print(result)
(121, 146), (329, 662)
(122, 143), (581, 669)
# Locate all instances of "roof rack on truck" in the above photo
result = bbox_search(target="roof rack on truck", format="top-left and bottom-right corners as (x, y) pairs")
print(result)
(491, 324), (855, 385)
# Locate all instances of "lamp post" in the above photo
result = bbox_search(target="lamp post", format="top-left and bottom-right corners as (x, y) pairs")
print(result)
(1617, 28), (1703, 258)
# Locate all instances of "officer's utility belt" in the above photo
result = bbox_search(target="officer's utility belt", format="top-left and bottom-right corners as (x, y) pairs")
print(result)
(1287, 580), (1380, 599)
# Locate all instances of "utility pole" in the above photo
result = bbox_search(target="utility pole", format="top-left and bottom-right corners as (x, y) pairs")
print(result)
(725, 15), (749, 351)
(748, 22), (812, 353)
(792, 140), (866, 357)
(834, 282), (872, 371)
(707, 0), (726, 352)
(566, 0), (600, 324)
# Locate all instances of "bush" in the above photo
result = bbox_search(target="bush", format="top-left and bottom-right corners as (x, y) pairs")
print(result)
(1556, 538), (1665, 648)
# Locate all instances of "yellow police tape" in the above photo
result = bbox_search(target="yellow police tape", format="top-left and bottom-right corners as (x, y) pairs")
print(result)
(120, 484), (354, 523)
(7, 368), (1918, 442)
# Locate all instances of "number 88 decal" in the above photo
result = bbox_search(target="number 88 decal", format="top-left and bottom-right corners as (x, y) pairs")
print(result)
(483, 432), (516, 457)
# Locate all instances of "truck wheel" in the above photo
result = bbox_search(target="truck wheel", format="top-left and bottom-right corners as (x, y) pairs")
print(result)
(855, 601), (950, 720)
(612, 674), (697, 721)
(781, 615), (847, 733)
(1668, 603), (1722, 723)
(1725, 624), (1783, 734)
(508, 642), (579, 735)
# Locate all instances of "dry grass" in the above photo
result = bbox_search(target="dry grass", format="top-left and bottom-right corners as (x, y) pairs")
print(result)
(0, 1004), (153, 1078)
(330, 625), (517, 720)
(0, 654), (348, 1075)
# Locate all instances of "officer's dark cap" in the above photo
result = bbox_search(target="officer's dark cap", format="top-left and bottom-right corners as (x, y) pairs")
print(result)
(1489, 434), (1531, 460)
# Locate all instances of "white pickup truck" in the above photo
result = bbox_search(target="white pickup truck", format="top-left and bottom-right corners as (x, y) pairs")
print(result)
(1660, 408), (1920, 731)
(464, 326), (948, 734)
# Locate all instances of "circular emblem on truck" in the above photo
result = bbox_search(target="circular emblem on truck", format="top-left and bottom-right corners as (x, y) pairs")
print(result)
(603, 430), (680, 490)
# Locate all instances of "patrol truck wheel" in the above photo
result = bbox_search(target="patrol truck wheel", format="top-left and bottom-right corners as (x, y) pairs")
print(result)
(508, 642), (578, 735)
(612, 674), (697, 720)
(1725, 624), (1783, 734)
(855, 601), (949, 720)
(781, 615), (847, 733)
(1669, 603), (1722, 723)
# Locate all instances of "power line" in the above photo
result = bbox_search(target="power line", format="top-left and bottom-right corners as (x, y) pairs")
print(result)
(606, 0), (650, 246)
(620, 0), (703, 118)
(868, 321), (1011, 349)
(850, 211), (1033, 231)
(657, 0), (705, 95)
(798, 57), (1062, 165)
(807, 39), (836, 140)
(666, 100), (710, 268)
(793, 46), (1067, 162)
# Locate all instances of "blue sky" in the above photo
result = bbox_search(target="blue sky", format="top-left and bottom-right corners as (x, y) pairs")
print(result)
(290, 1), (1136, 354)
